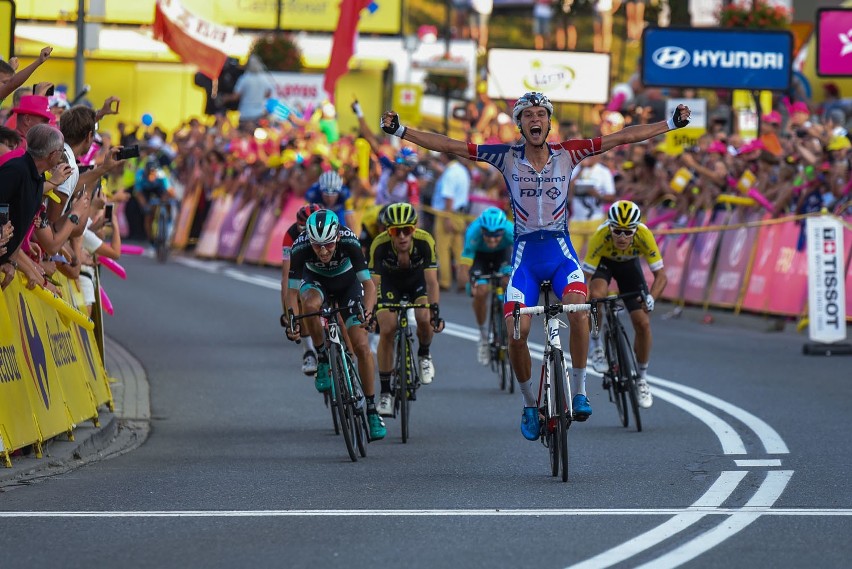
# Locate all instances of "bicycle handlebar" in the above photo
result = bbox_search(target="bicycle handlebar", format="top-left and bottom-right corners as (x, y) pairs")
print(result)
(587, 289), (648, 339)
(511, 301), (591, 340)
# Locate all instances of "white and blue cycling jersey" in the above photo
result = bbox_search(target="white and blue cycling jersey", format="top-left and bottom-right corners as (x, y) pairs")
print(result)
(465, 138), (603, 307)
(304, 182), (352, 225)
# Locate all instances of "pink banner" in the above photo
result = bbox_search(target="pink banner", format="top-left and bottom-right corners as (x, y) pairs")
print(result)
(217, 194), (254, 260)
(682, 210), (723, 304)
(708, 211), (761, 307)
(262, 195), (305, 266)
(660, 232), (694, 301)
(741, 219), (807, 315)
(195, 194), (234, 258)
(817, 8), (852, 77)
(243, 198), (281, 264)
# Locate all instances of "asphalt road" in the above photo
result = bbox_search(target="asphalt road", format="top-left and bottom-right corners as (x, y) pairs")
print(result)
(0, 253), (850, 569)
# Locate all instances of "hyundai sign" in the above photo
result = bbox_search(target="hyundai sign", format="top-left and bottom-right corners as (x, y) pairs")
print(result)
(642, 28), (792, 91)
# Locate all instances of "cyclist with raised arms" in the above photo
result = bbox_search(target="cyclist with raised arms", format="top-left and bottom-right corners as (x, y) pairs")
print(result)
(380, 93), (690, 440)
(280, 203), (323, 375)
(305, 170), (355, 227)
(284, 209), (386, 440)
(457, 206), (515, 366)
(583, 200), (666, 409)
(369, 203), (445, 417)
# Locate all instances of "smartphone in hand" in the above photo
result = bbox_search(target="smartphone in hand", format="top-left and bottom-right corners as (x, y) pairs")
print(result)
(0, 203), (9, 225)
(116, 145), (140, 160)
(104, 203), (114, 225)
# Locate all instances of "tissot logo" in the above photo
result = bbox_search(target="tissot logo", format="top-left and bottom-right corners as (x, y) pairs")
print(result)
(652, 46), (690, 69)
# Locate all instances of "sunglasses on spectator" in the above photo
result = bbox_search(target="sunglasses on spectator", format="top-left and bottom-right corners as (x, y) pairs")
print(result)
(388, 225), (415, 237)
(611, 228), (635, 237)
(482, 229), (505, 239)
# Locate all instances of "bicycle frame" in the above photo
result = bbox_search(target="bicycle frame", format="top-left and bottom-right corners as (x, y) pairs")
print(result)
(472, 271), (514, 393)
(512, 286), (590, 482)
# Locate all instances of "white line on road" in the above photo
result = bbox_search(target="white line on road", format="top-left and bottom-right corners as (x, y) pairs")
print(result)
(734, 459), (783, 467)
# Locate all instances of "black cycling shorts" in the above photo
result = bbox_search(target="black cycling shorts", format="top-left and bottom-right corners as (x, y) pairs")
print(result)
(300, 272), (365, 327)
(591, 258), (647, 312)
(376, 274), (427, 309)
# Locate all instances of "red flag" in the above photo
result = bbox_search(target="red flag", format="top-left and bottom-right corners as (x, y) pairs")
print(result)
(153, 0), (234, 79)
(323, 0), (372, 102)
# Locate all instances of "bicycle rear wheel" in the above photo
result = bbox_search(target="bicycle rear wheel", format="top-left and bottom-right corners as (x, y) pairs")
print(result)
(155, 207), (169, 263)
(540, 369), (558, 477)
(550, 348), (570, 483)
(324, 390), (340, 435)
(329, 344), (357, 461)
(616, 326), (643, 433)
(345, 354), (368, 457)
(604, 327), (629, 428)
(396, 331), (411, 444)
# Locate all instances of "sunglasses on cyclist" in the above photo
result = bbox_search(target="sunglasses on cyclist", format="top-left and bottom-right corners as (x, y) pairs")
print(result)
(482, 229), (505, 239)
(611, 228), (635, 237)
(311, 240), (337, 251)
(388, 225), (415, 237)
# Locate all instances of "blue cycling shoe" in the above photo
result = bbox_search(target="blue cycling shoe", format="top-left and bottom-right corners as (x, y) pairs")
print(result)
(572, 394), (592, 421)
(521, 407), (541, 441)
(314, 361), (332, 392)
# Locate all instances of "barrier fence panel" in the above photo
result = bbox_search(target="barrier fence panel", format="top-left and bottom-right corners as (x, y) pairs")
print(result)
(682, 210), (728, 305)
(172, 180), (203, 250)
(741, 218), (808, 315)
(195, 192), (233, 258)
(660, 228), (695, 301)
(708, 210), (762, 307)
(262, 194), (303, 266)
(242, 196), (280, 264)
(217, 192), (252, 260)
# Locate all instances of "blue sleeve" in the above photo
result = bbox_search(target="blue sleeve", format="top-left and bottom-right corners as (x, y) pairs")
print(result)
(461, 220), (481, 261)
(475, 143), (513, 173)
(379, 155), (394, 171)
(305, 185), (320, 203)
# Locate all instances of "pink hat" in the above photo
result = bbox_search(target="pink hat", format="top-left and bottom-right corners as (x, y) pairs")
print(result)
(737, 139), (766, 156)
(762, 110), (782, 124)
(707, 141), (728, 154)
(11, 95), (53, 122)
(790, 102), (809, 115)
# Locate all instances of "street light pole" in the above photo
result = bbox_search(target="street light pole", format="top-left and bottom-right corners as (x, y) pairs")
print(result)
(75, 0), (86, 99)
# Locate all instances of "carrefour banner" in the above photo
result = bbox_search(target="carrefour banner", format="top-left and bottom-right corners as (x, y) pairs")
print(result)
(642, 28), (792, 91)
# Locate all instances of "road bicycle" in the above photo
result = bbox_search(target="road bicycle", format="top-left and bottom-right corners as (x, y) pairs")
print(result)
(150, 198), (173, 263)
(590, 292), (644, 432)
(288, 303), (370, 462)
(471, 270), (515, 393)
(511, 281), (591, 482)
(375, 300), (439, 444)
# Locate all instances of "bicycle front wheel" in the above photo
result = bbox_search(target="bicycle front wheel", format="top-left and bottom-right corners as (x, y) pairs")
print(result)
(345, 353), (368, 457)
(550, 348), (570, 483)
(616, 325), (643, 433)
(155, 207), (169, 263)
(329, 344), (357, 461)
(605, 327), (629, 428)
(396, 331), (411, 444)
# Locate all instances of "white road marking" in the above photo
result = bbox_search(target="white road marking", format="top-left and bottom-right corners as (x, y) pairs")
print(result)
(734, 459), (783, 467)
(635, 471), (794, 569)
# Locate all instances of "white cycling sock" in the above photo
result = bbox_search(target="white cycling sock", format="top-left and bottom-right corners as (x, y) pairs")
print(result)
(638, 362), (649, 379)
(570, 367), (586, 396)
(589, 334), (601, 352)
(302, 335), (315, 354)
(519, 380), (537, 408)
(479, 325), (488, 341)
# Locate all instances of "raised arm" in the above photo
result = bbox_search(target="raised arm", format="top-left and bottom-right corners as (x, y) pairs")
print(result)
(0, 47), (52, 101)
(380, 111), (471, 157)
(351, 100), (382, 156)
(599, 104), (691, 154)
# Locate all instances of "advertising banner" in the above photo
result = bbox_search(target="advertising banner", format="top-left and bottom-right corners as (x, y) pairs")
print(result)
(806, 216), (847, 343)
(660, 233), (693, 301)
(740, 219), (806, 315)
(682, 210), (726, 304)
(243, 198), (281, 264)
(708, 211), (760, 307)
(263, 195), (304, 266)
(816, 8), (852, 77)
(195, 193), (233, 259)
(217, 194), (254, 260)
(642, 28), (792, 91)
(486, 49), (611, 104)
(153, 0), (235, 79)
(268, 73), (326, 115)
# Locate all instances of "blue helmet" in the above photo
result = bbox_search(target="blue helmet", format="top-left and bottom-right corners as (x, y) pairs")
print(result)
(306, 209), (340, 245)
(479, 207), (507, 234)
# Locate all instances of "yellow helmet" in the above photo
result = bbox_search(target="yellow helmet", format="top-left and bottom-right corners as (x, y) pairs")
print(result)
(382, 203), (417, 227)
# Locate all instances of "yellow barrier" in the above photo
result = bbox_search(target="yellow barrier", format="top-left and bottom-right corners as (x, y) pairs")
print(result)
(0, 273), (113, 467)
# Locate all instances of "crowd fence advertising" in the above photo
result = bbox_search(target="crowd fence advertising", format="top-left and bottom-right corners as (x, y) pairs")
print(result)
(641, 27), (793, 91)
(486, 49), (611, 104)
(178, 186), (852, 322)
(806, 217), (847, 344)
(0, 272), (113, 467)
(816, 8), (852, 78)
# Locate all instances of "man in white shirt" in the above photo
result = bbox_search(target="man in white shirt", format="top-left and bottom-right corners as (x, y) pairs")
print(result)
(568, 153), (615, 256)
(432, 153), (471, 290)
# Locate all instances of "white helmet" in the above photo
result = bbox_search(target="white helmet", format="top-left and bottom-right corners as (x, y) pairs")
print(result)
(318, 171), (343, 194)
(512, 92), (554, 127)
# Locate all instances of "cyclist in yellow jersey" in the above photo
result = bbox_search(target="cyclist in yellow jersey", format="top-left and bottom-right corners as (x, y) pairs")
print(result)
(582, 200), (667, 408)
(369, 203), (445, 416)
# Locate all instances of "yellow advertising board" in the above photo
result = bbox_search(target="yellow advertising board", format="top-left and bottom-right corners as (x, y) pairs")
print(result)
(393, 84), (422, 126)
(0, 0), (13, 61)
(17, 0), (402, 34)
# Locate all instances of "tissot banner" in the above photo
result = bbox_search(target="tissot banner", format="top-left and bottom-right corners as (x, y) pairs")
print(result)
(806, 216), (847, 344)
(642, 28), (792, 91)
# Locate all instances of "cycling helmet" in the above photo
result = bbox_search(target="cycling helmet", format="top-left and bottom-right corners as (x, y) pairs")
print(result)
(296, 203), (323, 225)
(377, 204), (391, 227)
(395, 147), (418, 167)
(318, 170), (343, 194)
(383, 202), (417, 227)
(479, 207), (507, 234)
(512, 92), (554, 127)
(607, 200), (642, 230)
(305, 209), (340, 244)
